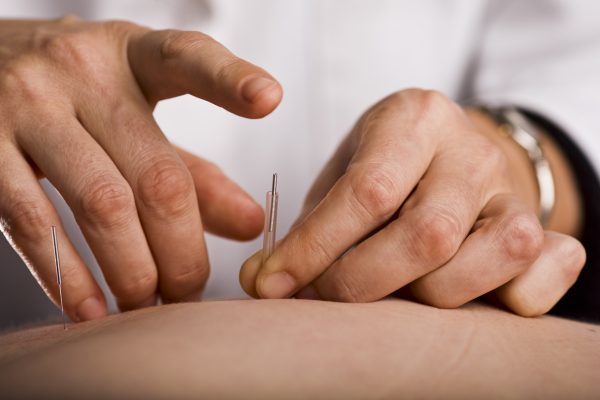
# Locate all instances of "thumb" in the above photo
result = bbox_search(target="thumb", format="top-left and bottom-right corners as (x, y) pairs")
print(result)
(128, 28), (283, 118)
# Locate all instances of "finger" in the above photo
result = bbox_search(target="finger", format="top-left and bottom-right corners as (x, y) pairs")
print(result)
(78, 98), (209, 303)
(239, 134), (354, 297)
(0, 139), (106, 321)
(301, 139), (506, 302)
(495, 232), (586, 317)
(239, 249), (262, 298)
(128, 28), (283, 118)
(252, 92), (439, 299)
(409, 193), (544, 309)
(175, 146), (263, 241)
(18, 112), (159, 311)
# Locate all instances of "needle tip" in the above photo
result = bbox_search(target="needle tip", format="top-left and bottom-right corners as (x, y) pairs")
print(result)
(271, 173), (278, 194)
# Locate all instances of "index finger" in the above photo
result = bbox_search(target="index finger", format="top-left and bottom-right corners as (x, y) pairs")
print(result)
(127, 27), (283, 118)
(251, 92), (442, 299)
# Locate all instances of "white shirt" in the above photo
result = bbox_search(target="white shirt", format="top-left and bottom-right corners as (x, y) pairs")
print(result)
(2, 0), (599, 318)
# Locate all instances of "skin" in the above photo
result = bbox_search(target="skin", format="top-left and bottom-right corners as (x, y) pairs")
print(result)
(0, 299), (599, 399)
(240, 90), (587, 317)
(0, 16), (281, 321)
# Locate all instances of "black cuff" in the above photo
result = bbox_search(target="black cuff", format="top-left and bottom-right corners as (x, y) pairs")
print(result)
(522, 109), (600, 322)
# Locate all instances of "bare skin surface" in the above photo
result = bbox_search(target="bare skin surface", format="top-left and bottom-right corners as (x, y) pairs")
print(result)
(0, 299), (598, 399)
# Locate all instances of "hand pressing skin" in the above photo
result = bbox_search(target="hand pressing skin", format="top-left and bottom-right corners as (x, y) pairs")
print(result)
(241, 89), (586, 317)
(0, 16), (282, 321)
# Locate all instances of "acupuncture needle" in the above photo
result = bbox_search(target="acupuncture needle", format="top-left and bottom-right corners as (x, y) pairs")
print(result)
(51, 225), (67, 330)
(262, 173), (279, 263)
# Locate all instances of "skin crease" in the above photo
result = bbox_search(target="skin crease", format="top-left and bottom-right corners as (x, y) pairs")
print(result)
(240, 91), (586, 317)
(0, 16), (281, 320)
(0, 299), (599, 399)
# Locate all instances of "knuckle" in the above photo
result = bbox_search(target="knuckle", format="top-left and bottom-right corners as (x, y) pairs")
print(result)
(411, 89), (465, 135)
(112, 270), (157, 304)
(2, 198), (52, 242)
(348, 165), (401, 222)
(413, 89), (452, 116)
(102, 19), (140, 35)
(294, 229), (336, 271)
(35, 30), (109, 83)
(411, 208), (462, 266)
(214, 57), (246, 83)
(499, 213), (543, 264)
(136, 157), (195, 216)
(38, 31), (89, 63)
(158, 30), (211, 60)
(380, 88), (447, 110)
(359, 99), (399, 135)
(0, 59), (46, 102)
(418, 88), (448, 106)
(55, 14), (81, 24)
(79, 176), (135, 228)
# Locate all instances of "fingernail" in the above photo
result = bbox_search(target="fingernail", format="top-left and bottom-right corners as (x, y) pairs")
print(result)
(258, 271), (297, 299)
(76, 297), (106, 321)
(241, 76), (277, 103)
(295, 285), (321, 300)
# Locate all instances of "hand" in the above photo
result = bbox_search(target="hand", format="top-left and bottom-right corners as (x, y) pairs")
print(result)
(240, 89), (585, 316)
(0, 16), (282, 320)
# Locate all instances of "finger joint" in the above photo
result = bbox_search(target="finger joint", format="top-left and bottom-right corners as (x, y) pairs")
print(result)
(2, 198), (53, 242)
(79, 176), (136, 230)
(348, 165), (401, 223)
(409, 207), (463, 266)
(158, 30), (211, 61)
(498, 212), (543, 266)
(136, 156), (195, 218)
(111, 269), (158, 307)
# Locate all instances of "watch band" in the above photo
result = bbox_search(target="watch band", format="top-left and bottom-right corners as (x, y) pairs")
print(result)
(478, 106), (555, 226)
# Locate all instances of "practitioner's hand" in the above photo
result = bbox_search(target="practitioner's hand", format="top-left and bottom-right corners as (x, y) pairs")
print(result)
(0, 16), (282, 320)
(241, 89), (585, 317)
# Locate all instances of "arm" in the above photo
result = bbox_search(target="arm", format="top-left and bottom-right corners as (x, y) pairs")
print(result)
(1, 299), (599, 399)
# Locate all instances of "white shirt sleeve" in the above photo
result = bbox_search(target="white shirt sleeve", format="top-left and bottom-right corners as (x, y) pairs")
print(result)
(470, 0), (600, 175)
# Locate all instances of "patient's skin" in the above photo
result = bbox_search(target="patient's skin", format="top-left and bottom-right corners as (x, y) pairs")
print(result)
(0, 299), (599, 399)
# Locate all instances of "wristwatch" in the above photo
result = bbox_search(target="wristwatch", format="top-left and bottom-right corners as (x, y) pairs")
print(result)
(477, 106), (555, 227)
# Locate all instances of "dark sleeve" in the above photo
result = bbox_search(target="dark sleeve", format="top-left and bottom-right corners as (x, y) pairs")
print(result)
(523, 110), (600, 323)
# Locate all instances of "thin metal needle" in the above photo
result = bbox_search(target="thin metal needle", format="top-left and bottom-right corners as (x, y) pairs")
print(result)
(51, 225), (66, 330)
(269, 173), (278, 232)
(262, 173), (279, 263)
